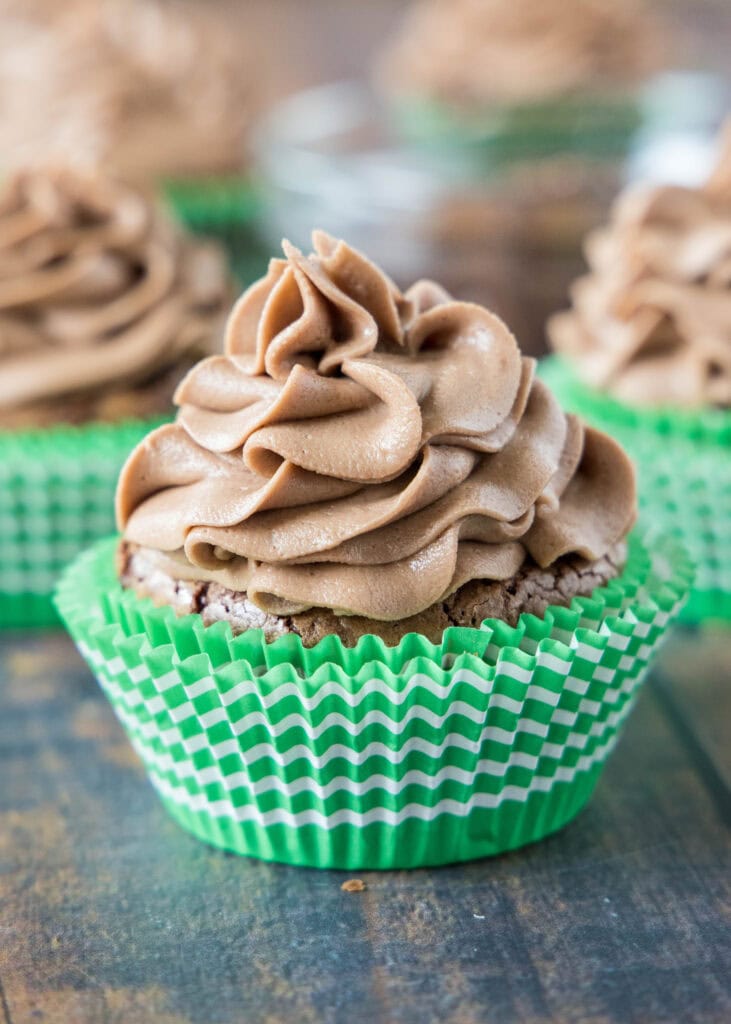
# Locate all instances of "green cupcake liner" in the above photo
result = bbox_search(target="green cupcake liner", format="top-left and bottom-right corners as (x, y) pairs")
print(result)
(55, 531), (691, 869)
(541, 356), (731, 624)
(0, 418), (164, 628)
(163, 176), (268, 288)
(391, 94), (641, 167)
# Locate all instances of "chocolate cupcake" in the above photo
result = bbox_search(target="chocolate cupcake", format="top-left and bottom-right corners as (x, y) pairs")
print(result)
(57, 232), (690, 868)
(377, 0), (660, 110)
(0, 167), (230, 429)
(115, 230), (636, 644)
(0, 0), (269, 281)
(373, 0), (669, 353)
(0, 0), (254, 182)
(0, 166), (230, 626)
(545, 124), (731, 621)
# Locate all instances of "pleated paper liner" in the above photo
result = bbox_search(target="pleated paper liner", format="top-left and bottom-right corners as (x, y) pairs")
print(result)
(541, 356), (731, 624)
(163, 176), (268, 289)
(0, 418), (164, 629)
(389, 94), (641, 164)
(55, 531), (691, 869)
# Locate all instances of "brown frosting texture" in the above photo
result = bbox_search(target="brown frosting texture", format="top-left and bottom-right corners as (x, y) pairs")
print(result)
(376, 0), (661, 107)
(549, 129), (731, 408)
(0, 0), (254, 179)
(117, 231), (636, 622)
(0, 167), (229, 417)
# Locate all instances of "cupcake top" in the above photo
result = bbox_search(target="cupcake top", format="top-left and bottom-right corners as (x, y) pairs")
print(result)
(0, 167), (229, 424)
(117, 232), (636, 622)
(549, 126), (731, 408)
(0, 0), (253, 179)
(376, 0), (662, 108)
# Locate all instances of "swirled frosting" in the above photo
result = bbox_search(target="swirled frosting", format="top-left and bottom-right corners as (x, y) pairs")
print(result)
(117, 231), (636, 622)
(0, 0), (254, 178)
(549, 128), (731, 407)
(0, 167), (229, 421)
(376, 0), (662, 106)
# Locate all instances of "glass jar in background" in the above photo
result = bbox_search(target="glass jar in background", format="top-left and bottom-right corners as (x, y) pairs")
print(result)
(253, 75), (728, 357)
(627, 72), (731, 187)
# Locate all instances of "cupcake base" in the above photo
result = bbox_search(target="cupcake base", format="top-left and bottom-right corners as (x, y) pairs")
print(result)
(118, 540), (625, 647)
(56, 533), (690, 869)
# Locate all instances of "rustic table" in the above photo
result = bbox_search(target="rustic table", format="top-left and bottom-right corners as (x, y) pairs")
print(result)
(0, 626), (729, 1024)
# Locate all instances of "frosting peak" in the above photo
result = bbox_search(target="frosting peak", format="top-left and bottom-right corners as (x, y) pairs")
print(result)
(549, 128), (731, 407)
(118, 232), (636, 621)
(0, 167), (229, 421)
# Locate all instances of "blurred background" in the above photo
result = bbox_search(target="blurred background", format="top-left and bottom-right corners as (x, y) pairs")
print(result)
(221, 0), (731, 107)
(1, 0), (729, 355)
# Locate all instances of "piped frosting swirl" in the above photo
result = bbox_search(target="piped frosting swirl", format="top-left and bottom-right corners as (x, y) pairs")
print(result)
(117, 231), (636, 621)
(549, 126), (731, 407)
(0, 167), (229, 418)
(377, 0), (661, 107)
(0, 0), (253, 179)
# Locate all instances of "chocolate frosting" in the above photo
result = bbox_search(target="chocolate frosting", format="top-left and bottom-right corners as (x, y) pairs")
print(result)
(0, 0), (253, 179)
(117, 231), (636, 621)
(0, 167), (229, 414)
(377, 0), (661, 107)
(550, 126), (731, 407)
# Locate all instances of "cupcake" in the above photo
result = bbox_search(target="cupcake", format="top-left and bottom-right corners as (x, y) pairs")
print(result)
(373, 0), (668, 353)
(57, 232), (691, 868)
(378, 0), (659, 114)
(0, 0), (263, 275)
(546, 124), (731, 622)
(0, 0), (253, 181)
(0, 166), (230, 626)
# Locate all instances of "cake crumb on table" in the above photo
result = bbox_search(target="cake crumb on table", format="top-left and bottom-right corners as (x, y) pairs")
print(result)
(341, 879), (366, 893)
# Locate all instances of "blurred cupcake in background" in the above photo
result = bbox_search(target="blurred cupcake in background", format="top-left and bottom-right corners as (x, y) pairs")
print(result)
(378, 0), (659, 116)
(0, 0), (252, 180)
(371, 0), (669, 352)
(0, 0), (264, 278)
(545, 122), (731, 623)
(0, 165), (231, 627)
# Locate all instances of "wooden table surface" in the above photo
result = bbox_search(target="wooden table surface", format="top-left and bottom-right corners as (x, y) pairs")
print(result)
(0, 626), (729, 1024)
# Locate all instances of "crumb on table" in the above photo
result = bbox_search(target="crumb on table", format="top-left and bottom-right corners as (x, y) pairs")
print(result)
(341, 879), (366, 893)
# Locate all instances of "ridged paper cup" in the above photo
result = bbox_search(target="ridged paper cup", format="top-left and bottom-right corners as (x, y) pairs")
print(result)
(0, 418), (163, 628)
(541, 356), (731, 624)
(163, 176), (266, 288)
(391, 94), (641, 163)
(55, 531), (691, 869)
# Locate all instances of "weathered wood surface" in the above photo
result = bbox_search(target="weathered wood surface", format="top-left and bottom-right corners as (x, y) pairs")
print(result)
(0, 627), (729, 1024)
(652, 627), (731, 805)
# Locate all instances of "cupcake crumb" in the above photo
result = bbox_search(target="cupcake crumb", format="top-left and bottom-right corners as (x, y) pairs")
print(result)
(341, 879), (366, 893)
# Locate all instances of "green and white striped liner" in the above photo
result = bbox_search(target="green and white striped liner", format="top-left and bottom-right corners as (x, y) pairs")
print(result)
(163, 176), (267, 289)
(0, 418), (163, 628)
(56, 532), (690, 869)
(392, 93), (641, 164)
(541, 356), (731, 624)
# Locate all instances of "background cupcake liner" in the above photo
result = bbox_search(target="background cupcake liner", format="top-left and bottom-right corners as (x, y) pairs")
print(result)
(55, 532), (691, 869)
(390, 94), (642, 163)
(0, 418), (164, 628)
(164, 176), (268, 289)
(541, 356), (731, 624)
